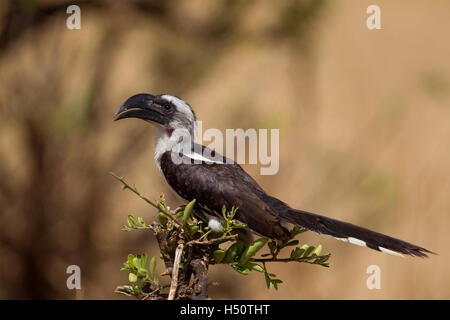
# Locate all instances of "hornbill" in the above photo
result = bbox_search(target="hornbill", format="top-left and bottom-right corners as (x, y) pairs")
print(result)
(114, 93), (432, 258)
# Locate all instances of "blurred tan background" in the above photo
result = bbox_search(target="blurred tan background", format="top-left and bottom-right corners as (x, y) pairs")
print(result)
(0, 0), (449, 299)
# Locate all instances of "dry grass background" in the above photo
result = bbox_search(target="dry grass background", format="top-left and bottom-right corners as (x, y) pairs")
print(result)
(0, 0), (449, 299)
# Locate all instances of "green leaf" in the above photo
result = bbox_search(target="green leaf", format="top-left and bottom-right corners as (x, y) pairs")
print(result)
(137, 216), (146, 227)
(231, 264), (250, 275)
(132, 257), (140, 269)
(285, 240), (299, 247)
(129, 273), (137, 283)
(127, 215), (137, 228)
(174, 211), (183, 219)
(290, 247), (304, 259)
(189, 225), (200, 237)
(158, 212), (168, 228)
(246, 262), (264, 272)
(313, 244), (323, 256)
(290, 226), (307, 237)
(302, 245), (315, 257)
(239, 238), (268, 265)
(224, 243), (238, 263)
(235, 240), (245, 256)
(123, 285), (133, 292)
(149, 256), (156, 279)
(140, 253), (148, 269)
(159, 195), (167, 210)
(222, 206), (232, 220)
(130, 285), (143, 296)
(137, 268), (147, 277)
(183, 199), (196, 224)
(127, 254), (135, 268)
(273, 279), (283, 284)
(264, 272), (271, 288)
(120, 262), (131, 271)
(213, 249), (226, 263)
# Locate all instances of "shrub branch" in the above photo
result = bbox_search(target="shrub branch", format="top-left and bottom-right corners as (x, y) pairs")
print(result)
(111, 172), (331, 299)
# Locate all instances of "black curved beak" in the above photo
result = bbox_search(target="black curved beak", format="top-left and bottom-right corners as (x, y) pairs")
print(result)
(113, 93), (168, 125)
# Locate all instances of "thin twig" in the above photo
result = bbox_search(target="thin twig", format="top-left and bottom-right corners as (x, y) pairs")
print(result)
(114, 286), (133, 297)
(168, 243), (184, 300)
(111, 172), (181, 227)
(186, 234), (238, 246)
(141, 285), (170, 300)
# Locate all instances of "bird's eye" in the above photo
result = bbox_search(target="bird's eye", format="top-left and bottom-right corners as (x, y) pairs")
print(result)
(164, 104), (173, 112)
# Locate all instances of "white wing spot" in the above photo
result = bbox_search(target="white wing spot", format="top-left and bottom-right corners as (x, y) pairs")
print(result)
(379, 247), (405, 258)
(334, 237), (405, 258)
(348, 237), (367, 247)
(185, 152), (224, 164)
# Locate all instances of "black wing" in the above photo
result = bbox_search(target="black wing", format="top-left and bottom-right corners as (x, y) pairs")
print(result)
(159, 150), (290, 239)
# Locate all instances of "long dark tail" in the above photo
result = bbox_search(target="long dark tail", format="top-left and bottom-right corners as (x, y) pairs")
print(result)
(279, 208), (433, 257)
